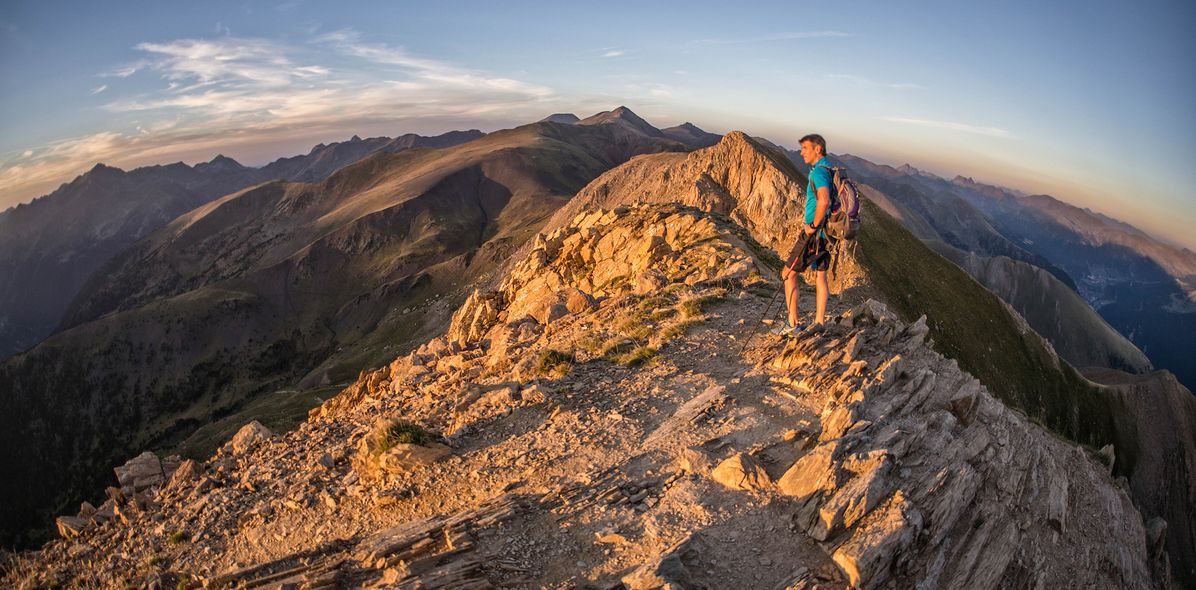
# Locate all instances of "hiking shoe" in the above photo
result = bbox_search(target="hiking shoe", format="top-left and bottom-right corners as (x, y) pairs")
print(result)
(770, 322), (802, 337)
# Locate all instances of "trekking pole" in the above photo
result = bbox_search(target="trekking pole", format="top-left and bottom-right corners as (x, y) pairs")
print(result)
(737, 282), (784, 356)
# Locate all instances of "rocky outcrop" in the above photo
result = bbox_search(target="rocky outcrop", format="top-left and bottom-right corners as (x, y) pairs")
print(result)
(768, 299), (1156, 589)
(544, 130), (867, 293)
(448, 203), (764, 347)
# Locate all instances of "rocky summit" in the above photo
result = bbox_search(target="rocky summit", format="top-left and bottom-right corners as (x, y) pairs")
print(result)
(3, 202), (1168, 589)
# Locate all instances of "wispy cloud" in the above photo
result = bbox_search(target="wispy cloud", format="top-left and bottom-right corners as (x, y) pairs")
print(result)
(602, 49), (625, 58)
(133, 37), (312, 88)
(827, 74), (923, 90)
(315, 28), (553, 98)
(90, 84), (108, 95)
(881, 116), (1014, 138)
(101, 61), (147, 78)
(693, 31), (851, 45)
(0, 132), (124, 200)
(649, 84), (676, 98)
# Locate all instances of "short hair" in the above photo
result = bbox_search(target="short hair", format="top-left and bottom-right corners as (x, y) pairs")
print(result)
(799, 134), (826, 155)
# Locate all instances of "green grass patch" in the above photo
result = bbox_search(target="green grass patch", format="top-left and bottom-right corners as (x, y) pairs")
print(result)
(371, 420), (431, 455)
(657, 319), (701, 342)
(600, 338), (638, 360)
(536, 349), (576, 377)
(648, 308), (678, 322)
(678, 299), (702, 318)
(609, 345), (659, 367)
(638, 295), (671, 311)
(616, 316), (653, 340)
(167, 531), (188, 545)
(678, 287), (727, 318)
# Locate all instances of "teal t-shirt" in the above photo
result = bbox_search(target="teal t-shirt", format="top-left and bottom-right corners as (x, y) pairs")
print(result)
(805, 157), (834, 226)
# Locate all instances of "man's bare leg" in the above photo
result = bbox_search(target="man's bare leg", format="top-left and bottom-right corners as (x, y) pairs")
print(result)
(783, 267), (800, 327)
(814, 269), (828, 324)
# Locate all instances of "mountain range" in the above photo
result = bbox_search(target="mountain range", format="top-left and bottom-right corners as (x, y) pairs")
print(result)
(0, 130), (484, 360)
(1, 107), (1193, 584)
(831, 154), (1195, 389)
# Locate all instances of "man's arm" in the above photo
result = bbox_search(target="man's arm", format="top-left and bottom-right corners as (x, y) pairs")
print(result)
(804, 186), (831, 235)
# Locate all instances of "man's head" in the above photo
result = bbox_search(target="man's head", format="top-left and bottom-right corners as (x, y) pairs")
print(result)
(799, 134), (826, 165)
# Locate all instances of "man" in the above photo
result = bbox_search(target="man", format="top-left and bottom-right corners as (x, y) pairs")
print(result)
(776, 133), (833, 336)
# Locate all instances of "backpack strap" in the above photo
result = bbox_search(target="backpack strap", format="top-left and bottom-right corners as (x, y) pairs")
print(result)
(811, 162), (840, 210)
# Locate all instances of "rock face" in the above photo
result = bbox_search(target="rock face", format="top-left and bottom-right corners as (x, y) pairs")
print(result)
(447, 203), (763, 347)
(6, 202), (1164, 590)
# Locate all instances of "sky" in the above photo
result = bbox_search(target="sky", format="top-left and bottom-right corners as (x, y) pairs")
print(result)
(2, 0), (1194, 249)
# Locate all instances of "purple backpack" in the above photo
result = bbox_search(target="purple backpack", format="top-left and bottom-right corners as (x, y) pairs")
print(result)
(816, 163), (861, 240)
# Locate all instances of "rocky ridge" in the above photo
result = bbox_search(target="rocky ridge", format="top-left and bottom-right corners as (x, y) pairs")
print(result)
(4, 203), (1165, 589)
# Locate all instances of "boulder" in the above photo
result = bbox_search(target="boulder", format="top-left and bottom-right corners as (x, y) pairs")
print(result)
(228, 421), (273, 455)
(563, 287), (597, 314)
(56, 515), (89, 539)
(114, 451), (165, 492)
(777, 442), (843, 501)
(711, 452), (772, 492)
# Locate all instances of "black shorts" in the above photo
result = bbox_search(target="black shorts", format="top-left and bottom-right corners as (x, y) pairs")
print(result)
(785, 232), (830, 272)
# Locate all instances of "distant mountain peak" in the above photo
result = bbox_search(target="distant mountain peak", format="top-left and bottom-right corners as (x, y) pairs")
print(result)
(661, 122), (722, 149)
(196, 154), (244, 171)
(540, 113), (580, 124)
(579, 106), (664, 138)
(350, 135), (362, 142)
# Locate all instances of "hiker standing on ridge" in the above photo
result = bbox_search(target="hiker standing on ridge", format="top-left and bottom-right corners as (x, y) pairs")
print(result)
(777, 133), (833, 335)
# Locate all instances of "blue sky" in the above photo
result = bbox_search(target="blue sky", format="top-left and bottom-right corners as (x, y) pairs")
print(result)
(2, 0), (1194, 249)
